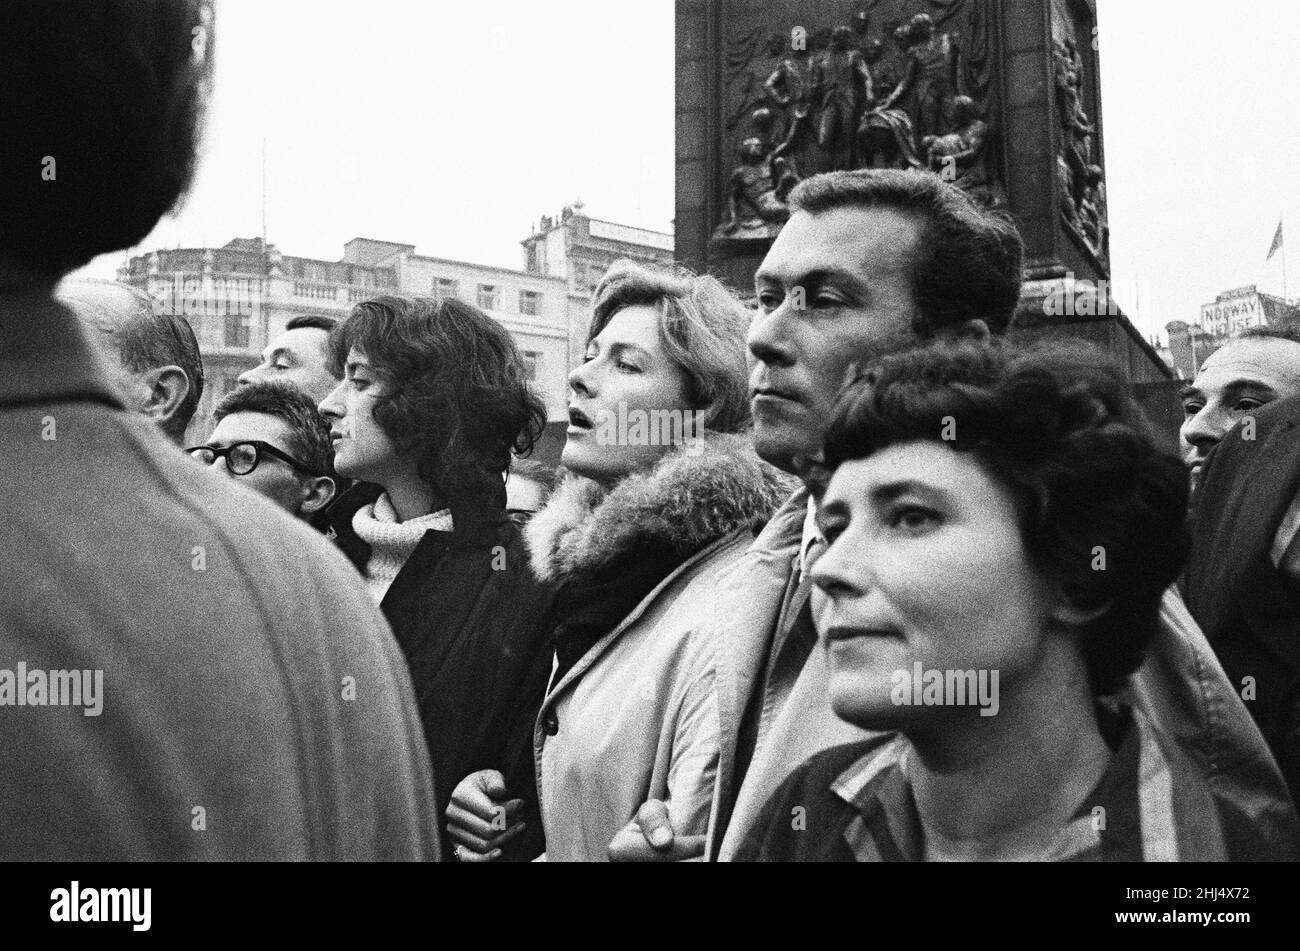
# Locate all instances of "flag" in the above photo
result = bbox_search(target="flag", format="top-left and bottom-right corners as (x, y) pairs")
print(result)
(1267, 220), (1285, 260)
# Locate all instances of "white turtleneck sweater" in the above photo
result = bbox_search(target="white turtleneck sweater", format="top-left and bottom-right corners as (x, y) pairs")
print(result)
(351, 492), (454, 604)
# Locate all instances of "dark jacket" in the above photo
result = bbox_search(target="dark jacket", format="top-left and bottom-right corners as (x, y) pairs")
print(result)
(1187, 395), (1300, 801)
(330, 482), (557, 861)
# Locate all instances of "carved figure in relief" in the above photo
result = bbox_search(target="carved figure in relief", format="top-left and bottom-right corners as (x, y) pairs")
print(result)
(1054, 37), (1094, 168)
(876, 13), (962, 144)
(714, 136), (796, 239)
(1052, 34), (1106, 257)
(816, 26), (875, 169)
(1080, 164), (1107, 251)
(763, 44), (819, 179)
(921, 94), (989, 197)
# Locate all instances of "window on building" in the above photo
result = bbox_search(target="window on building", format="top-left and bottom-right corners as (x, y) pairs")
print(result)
(434, 277), (460, 302)
(224, 312), (250, 349)
(477, 284), (500, 310)
(519, 290), (541, 316)
(526, 244), (541, 274)
(521, 351), (539, 382)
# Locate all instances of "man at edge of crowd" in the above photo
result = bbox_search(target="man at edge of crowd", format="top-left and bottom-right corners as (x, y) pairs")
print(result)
(1179, 325), (1300, 495)
(1187, 390), (1300, 802)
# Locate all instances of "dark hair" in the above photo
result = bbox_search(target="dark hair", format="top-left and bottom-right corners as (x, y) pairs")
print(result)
(820, 339), (1188, 695)
(1235, 324), (1300, 345)
(285, 314), (339, 333)
(1, 0), (214, 278)
(61, 279), (204, 441)
(588, 260), (752, 432)
(787, 169), (1024, 336)
(213, 380), (334, 479)
(328, 295), (547, 505)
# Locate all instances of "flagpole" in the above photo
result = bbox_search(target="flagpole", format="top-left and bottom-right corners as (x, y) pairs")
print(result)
(261, 135), (269, 262)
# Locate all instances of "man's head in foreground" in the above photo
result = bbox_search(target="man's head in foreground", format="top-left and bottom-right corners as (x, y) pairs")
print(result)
(1180, 326), (1300, 491)
(192, 381), (337, 519)
(2, 0), (212, 290)
(59, 279), (204, 443)
(748, 168), (1025, 475)
(239, 314), (340, 403)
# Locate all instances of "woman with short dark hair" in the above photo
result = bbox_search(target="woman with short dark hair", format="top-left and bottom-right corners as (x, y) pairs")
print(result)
(320, 294), (555, 861)
(735, 339), (1300, 861)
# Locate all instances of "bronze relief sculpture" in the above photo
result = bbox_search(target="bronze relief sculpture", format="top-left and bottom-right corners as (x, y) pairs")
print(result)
(714, 0), (1004, 243)
(1052, 17), (1108, 264)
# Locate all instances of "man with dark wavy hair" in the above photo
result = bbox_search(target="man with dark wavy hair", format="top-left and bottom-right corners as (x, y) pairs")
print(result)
(0, 0), (438, 860)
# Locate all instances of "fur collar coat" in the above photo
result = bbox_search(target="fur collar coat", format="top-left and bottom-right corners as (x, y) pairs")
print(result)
(525, 432), (795, 586)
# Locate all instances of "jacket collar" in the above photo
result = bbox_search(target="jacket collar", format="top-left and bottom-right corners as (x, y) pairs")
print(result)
(525, 432), (795, 585)
(831, 705), (1170, 861)
(0, 291), (125, 410)
(328, 479), (511, 571)
(541, 527), (750, 706)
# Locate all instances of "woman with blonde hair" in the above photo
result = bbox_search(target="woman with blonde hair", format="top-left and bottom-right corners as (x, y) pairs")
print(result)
(445, 261), (793, 861)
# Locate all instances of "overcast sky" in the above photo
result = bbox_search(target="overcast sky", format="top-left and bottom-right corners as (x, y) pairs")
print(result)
(74, 0), (1300, 344)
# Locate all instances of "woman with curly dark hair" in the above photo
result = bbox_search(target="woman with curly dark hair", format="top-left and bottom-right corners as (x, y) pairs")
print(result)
(320, 294), (555, 860)
(734, 338), (1300, 862)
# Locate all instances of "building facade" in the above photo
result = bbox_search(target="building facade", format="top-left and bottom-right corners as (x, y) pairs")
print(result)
(118, 210), (677, 451)
(521, 202), (676, 366)
(118, 237), (571, 445)
(1164, 285), (1300, 379)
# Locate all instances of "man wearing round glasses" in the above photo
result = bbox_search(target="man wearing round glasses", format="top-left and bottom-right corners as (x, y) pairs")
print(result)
(190, 381), (337, 520)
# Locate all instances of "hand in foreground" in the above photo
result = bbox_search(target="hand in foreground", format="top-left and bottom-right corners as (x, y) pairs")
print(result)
(445, 769), (527, 862)
(607, 799), (706, 862)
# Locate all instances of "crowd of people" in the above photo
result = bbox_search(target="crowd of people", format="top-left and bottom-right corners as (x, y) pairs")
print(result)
(3, 1), (1299, 862)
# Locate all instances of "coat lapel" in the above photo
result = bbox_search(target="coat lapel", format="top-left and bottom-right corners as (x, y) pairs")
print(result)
(708, 490), (806, 854)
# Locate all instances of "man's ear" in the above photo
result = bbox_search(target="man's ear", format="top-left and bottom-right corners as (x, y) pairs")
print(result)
(299, 476), (337, 516)
(139, 365), (191, 429)
(937, 318), (991, 343)
(1049, 594), (1109, 628)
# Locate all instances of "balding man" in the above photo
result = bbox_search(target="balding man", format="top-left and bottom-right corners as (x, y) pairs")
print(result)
(1180, 326), (1300, 494)
(58, 278), (204, 443)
